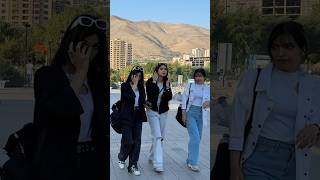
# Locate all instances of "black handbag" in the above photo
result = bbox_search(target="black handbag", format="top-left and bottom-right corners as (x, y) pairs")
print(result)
(1, 122), (46, 180)
(176, 83), (192, 128)
(110, 100), (123, 134)
(211, 68), (261, 180)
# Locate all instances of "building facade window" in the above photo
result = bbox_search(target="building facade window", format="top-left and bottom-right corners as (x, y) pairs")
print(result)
(22, 16), (28, 20)
(262, 0), (301, 16)
(275, 0), (285, 6)
(263, 0), (273, 7)
(275, 7), (285, 14)
(286, 7), (300, 14)
(287, 0), (301, 6)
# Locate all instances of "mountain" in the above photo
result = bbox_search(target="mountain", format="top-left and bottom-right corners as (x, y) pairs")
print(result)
(110, 16), (210, 60)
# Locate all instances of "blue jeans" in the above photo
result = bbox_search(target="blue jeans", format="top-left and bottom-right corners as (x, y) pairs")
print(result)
(186, 105), (203, 165)
(243, 136), (296, 180)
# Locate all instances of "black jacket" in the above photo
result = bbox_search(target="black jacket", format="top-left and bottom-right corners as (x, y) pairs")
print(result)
(33, 66), (108, 179)
(119, 82), (147, 126)
(146, 78), (172, 114)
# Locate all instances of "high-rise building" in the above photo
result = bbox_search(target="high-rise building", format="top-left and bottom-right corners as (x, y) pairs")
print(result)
(52, 0), (108, 16)
(0, 0), (108, 26)
(110, 39), (133, 70)
(218, 0), (319, 17)
(0, 0), (53, 26)
(192, 48), (205, 57)
(204, 49), (210, 57)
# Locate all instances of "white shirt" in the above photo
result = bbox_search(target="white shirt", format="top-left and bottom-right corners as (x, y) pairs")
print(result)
(78, 80), (94, 142)
(229, 64), (320, 180)
(134, 88), (139, 107)
(157, 82), (164, 106)
(191, 83), (204, 107)
(260, 67), (300, 143)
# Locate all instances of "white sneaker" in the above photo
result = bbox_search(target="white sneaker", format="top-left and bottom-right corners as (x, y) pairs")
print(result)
(154, 166), (164, 173)
(118, 161), (125, 169)
(129, 165), (141, 176)
(187, 163), (200, 172)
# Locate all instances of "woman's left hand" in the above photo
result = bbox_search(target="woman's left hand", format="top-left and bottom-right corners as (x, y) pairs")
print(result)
(202, 101), (210, 108)
(296, 124), (320, 149)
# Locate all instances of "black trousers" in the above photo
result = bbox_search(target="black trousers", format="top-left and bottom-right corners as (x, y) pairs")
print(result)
(118, 111), (143, 170)
(75, 150), (108, 180)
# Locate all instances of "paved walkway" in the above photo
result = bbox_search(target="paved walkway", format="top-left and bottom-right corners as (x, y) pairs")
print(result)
(110, 91), (210, 180)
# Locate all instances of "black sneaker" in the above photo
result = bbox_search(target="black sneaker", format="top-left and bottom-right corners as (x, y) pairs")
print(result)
(128, 165), (141, 176)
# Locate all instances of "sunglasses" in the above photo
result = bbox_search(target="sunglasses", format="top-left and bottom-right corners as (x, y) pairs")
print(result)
(70, 16), (107, 30)
(132, 66), (144, 72)
(158, 63), (167, 67)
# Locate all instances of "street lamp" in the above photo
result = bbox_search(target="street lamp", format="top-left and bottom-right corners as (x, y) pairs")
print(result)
(48, 40), (53, 65)
(23, 22), (30, 86)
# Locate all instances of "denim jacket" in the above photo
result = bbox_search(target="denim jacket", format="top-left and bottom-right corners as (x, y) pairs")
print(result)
(229, 64), (320, 180)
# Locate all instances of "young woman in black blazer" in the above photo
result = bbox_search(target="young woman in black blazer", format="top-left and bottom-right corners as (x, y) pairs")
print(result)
(117, 66), (147, 176)
(145, 63), (172, 172)
(33, 14), (108, 180)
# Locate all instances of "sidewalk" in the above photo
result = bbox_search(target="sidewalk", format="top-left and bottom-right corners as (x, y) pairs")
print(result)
(110, 92), (210, 180)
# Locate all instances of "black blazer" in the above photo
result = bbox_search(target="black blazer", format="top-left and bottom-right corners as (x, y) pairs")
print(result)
(33, 66), (108, 179)
(120, 82), (147, 127)
(146, 78), (172, 114)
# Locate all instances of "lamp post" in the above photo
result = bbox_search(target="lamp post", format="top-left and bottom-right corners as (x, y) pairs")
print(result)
(24, 22), (30, 86)
(48, 40), (53, 65)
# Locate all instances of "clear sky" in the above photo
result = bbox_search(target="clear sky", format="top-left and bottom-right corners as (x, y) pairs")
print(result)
(110, 0), (210, 29)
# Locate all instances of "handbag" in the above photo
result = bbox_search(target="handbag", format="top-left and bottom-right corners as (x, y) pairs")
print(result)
(1, 122), (46, 180)
(110, 100), (123, 134)
(176, 83), (192, 128)
(211, 68), (261, 180)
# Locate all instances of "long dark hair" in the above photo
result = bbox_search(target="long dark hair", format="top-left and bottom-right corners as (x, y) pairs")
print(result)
(51, 14), (108, 89)
(126, 69), (145, 98)
(126, 69), (144, 86)
(154, 63), (169, 87)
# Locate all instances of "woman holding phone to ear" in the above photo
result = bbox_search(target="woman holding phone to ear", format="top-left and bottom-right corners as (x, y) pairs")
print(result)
(117, 66), (147, 176)
(145, 63), (172, 173)
(32, 14), (108, 180)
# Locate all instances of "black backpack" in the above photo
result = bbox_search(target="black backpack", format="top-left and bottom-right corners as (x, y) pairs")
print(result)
(110, 100), (123, 134)
(1, 123), (44, 180)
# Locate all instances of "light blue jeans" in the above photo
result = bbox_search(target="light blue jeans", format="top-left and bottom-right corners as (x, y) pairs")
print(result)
(243, 136), (296, 180)
(186, 105), (203, 165)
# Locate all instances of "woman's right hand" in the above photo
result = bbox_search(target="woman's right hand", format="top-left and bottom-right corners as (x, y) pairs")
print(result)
(182, 110), (187, 125)
(152, 71), (158, 82)
(131, 74), (139, 90)
(230, 166), (245, 180)
(68, 41), (91, 74)
(230, 150), (245, 180)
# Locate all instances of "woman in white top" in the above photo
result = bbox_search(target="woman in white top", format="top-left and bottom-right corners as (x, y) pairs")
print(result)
(229, 21), (320, 180)
(182, 68), (210, 172)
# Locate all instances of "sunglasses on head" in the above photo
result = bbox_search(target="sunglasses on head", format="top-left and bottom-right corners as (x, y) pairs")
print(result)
(158, 63), (167, 67)
(70, 16), (107, 30)
(132, 66), (144, 72)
